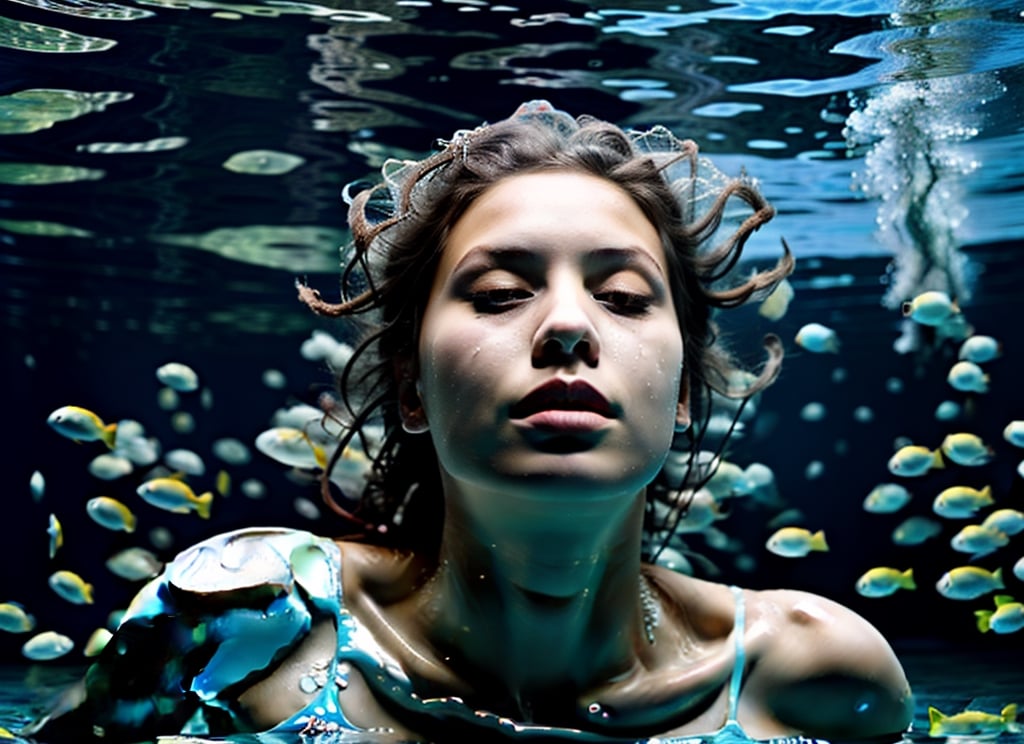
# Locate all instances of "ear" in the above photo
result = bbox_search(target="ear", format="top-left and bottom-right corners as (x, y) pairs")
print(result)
(675, 371), (691, 433)
(395, 358), (429, 435)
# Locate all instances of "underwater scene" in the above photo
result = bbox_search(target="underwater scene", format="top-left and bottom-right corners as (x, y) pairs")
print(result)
(1, 0), (1024, 741)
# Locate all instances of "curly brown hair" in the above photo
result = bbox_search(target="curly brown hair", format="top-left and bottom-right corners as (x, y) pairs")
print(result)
(297, 102), (793, 558)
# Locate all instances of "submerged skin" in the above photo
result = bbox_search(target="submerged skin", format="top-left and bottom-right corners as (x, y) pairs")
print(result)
(26, 172), (913, 743)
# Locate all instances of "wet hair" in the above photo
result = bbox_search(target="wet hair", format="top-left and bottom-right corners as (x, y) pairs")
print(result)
(297, 102), (793, 558)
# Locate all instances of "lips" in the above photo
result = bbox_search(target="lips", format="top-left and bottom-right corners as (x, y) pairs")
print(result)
(509, 379), (614, 420)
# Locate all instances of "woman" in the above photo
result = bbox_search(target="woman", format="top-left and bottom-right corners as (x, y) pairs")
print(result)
(25, 101), (913, 743)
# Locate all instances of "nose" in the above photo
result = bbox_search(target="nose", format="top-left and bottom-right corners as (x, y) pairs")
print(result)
(532, 283), (600, 368)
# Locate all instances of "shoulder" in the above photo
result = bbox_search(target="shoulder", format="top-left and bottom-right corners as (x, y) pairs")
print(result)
(744, 588), (914, 740)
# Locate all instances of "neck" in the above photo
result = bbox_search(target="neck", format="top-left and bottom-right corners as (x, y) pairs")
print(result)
(420, 482), (650, 710)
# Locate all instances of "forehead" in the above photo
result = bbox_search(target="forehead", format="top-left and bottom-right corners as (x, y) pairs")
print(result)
(439, 171), (667, 274)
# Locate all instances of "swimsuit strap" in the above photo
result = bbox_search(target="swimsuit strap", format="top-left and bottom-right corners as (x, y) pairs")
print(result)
(725, 585), (746, 724)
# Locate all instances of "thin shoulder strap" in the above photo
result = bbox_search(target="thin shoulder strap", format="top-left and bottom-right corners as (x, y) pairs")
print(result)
(725, 585), (746, 723)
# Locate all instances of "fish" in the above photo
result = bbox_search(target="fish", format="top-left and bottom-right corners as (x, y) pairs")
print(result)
(934, 400), (961, 421)
(86, 496), (137, 533)
(794, 322), (839, 354)
(935, 565), (1004, 600)
(958, 334), (1001, 364)
(757, 277), (794, 321)
(941, 432), (994, 467)
(255, 427), (329, 470)
(47, 513), (62, 559)
(105, 546), (163, 581)
(887, 445), (944, 477)
(48, 570), (94, 605)
(928, 703), (1020, 737)
(901, 290), (958, 326)
(855, 567), (915, 598)
(216, 469), (231, 497)
(765, 527), (828, 558)
(976, 595), (1024, 634)
(891, 516), (942, 546)
(212, 437), (251, 465)
(46, 405), (117, 448)
(947, 360), (989, 393)
(22, 630), (74, 661)
(950, 524), (1009, 559)
(87, 452), (134, 480)
(29, 470), (44, 501)
(863, 483), (912, 513)
(155, 361), (199, 392)
(164, 448), (206, 476)
(83, 627), (113, 657)
(1004, 421), (1024, 448)
(136, 477), (213, 519)
(981, 508), (1024, 536)
(933, 485), (994, 519)
(0, 602), (35, 633)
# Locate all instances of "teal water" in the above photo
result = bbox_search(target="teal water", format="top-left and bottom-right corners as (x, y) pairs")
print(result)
(2, 0), (1024, 741)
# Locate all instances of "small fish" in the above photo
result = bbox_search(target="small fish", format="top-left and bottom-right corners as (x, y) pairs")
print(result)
(83, 627), (113, 657)
(212, 437), (251, 465)
(934, 400), (961, 422)
(22, 630), (74, 661)
(855, 567), (915, 598)
(216, 469), (231, 497)
(136, 477), (213, 519)
(29, 470), (44, 501)
(887, 445), (944, 477)
(947, 360), (989, 393)
(48, 570), (94, 605)
(982, 508), (1024, 536)
(765, 527), (828, 558)
(47, 513), (62, 559)
(950, 524), (1009, 558)
(1004, 421), (1024, 448)
(891, 516), (942, 546)
(164, 448), (206, 476)
(976, 595), (1024, 635)
(936, 565), (1004, 600)
(255, 427), (329, 470)
(46, 405), (117, 448)
(901, 290), (958, 326)
(0, 602), (36, 633)
(758, 278), (794, 321)
(928, 703), (1020, 737)
(156, 361), (199, 392)
(959, 334), (1001, 364)
(86, 496), (137, 533)
(87, 452), (134, 480)
(933, 485), (994, 519)
(941, 432), (994, 466)
(794, 323), (839, 354)
(863, 483), (912, 514)
(105, 546), (162, 581)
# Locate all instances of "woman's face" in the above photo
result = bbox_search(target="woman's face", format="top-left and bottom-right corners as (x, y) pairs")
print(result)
(416, 171), (684, 506)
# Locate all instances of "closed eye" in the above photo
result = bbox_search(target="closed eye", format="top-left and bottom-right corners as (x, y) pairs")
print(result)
(469, 288), (533, 313)
(594, 290), (652, 315)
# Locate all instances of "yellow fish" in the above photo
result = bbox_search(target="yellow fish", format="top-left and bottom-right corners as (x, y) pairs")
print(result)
(86, 496), (137, 533)
(136, 477), (213, 519)
(0, 602), (36, 633)
(83, 627), (113, 657)
(933, 484), (994, 518)
(765, 527), (828, 558)
(976, 595), (1024, 635)
(47, 513), (62, 559)
(941, 432), (994, 466)
(255, 427), (328, 470)
(936, 565), (1004, 601)
(855, 567), (915, 598)
(887, 445), (944, 477)
(46, 405), (117, 448)
(48, 570), (94, 605)
(928, 703), (1019, 737)
(902, 290), (958, 326)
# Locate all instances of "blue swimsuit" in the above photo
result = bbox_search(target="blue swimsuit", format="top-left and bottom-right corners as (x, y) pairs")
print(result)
(27, 528), (828, 744)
